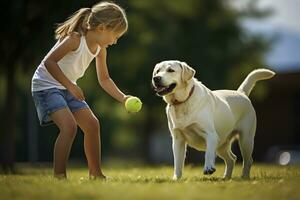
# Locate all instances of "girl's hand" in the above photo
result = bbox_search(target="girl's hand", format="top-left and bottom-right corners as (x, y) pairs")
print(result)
(68, 83), (85, 101)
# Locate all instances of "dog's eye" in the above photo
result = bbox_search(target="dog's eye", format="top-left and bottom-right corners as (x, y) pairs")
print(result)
(156, 69), (160, 74)
(167, 68), (175, 73)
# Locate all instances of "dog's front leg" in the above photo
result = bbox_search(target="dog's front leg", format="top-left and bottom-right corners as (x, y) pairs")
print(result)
(172, 131), (186, 180)
(204, 132), (219, 175)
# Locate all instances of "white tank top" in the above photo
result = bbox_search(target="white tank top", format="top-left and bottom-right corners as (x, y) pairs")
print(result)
(31, 36), (100, 92)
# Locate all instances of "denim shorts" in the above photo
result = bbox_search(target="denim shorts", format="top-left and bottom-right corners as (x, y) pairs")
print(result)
(32, 88), (89, 126)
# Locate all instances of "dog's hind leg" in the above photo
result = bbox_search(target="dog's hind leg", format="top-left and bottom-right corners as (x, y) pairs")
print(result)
(217, 142), (237, 179)
(238, 115), (256, 179)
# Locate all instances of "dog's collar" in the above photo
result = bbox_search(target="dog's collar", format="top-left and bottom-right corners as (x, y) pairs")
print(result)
(171, 85), (195, 106)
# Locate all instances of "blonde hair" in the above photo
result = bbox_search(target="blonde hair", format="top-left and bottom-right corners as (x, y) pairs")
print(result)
(55, 1), (128, 40)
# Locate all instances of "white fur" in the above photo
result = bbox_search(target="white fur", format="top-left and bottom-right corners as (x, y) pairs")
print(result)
(152, 60), (275, 180)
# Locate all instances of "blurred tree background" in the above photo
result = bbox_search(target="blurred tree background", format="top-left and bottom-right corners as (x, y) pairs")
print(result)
(0, 0), (270, 173)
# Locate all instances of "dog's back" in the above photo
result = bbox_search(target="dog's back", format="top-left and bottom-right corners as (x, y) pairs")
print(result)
(213, 90), (253, 124)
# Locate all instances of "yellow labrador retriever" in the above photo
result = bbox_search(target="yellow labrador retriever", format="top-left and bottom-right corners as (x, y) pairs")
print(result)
(152, 60), (275, 180)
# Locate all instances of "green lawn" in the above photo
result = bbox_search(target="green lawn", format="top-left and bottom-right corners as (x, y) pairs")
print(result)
(1, 163), (300, 200)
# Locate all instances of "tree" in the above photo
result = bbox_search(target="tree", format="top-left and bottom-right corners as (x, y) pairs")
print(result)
(0, 0), (52, 173)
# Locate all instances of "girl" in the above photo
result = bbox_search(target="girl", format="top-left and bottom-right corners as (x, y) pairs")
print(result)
(31, 1), (131, 179)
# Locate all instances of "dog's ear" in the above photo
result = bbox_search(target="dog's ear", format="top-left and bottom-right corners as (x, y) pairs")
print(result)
(180, 62), (195, 82)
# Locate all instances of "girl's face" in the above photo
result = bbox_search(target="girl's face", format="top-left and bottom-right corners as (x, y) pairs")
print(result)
(96, 27), (124, 48)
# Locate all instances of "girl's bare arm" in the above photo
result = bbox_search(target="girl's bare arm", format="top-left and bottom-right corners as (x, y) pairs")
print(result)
(96, 48), (127, 103)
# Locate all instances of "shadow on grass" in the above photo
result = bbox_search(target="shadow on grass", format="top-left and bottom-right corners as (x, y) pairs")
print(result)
(105, 175), (287, 184)
(105, 176), (174, 184)
(0, 163), (52, 176)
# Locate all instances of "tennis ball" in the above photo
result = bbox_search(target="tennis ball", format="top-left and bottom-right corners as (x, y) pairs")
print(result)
(125, 96), (142, 112)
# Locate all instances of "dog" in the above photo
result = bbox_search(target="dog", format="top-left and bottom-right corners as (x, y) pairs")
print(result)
(152, 60), (275, 180)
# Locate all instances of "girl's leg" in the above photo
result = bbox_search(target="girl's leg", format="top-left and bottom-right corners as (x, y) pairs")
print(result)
(50, 108), (78, 178)
(73, 108), (104, 178)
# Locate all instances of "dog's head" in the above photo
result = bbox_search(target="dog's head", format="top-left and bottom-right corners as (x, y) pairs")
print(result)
(152, 60), (195, 96)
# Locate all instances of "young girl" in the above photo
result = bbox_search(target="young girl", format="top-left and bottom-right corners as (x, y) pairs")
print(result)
(31, 2), (131, 179)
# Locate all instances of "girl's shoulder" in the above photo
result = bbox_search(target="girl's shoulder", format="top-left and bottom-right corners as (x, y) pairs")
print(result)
(67, 32), (82, 44)
(59, 32), (81, 43)
(58, 32), (82, 51)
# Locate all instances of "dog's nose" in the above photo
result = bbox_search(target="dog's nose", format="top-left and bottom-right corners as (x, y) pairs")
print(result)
(153, 76), (162, 84)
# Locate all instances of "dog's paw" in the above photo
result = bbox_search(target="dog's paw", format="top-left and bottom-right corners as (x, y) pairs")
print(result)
(203, 167), (216, 175)
(172, 174), (181, 181)
(222, 175), (232, 180)
(241, 174), (250, 180)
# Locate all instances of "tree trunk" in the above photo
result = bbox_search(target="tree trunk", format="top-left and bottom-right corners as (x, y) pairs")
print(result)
(1, 64), (17, 173)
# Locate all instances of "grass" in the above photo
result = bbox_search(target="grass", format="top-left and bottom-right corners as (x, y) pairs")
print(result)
(1, 163), (300, 200)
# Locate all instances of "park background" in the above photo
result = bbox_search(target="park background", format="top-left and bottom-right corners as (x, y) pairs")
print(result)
(1, 0), (300, 173)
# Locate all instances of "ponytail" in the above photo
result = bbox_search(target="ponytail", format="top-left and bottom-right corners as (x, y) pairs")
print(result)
(55, 8), (91, 40)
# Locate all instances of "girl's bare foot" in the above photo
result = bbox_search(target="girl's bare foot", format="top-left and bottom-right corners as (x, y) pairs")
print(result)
(54, 173), (67, 179)
(89, 173), (106, 180)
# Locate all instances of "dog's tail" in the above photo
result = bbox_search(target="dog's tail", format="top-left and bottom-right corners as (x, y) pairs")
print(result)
(237, 69), (275, 96)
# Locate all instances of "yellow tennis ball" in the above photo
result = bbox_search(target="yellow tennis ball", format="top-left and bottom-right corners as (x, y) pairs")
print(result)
(125, 97), (142, 112)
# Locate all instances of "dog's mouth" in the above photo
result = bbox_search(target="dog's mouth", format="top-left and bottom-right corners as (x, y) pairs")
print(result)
(154, 83), (177, 96)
